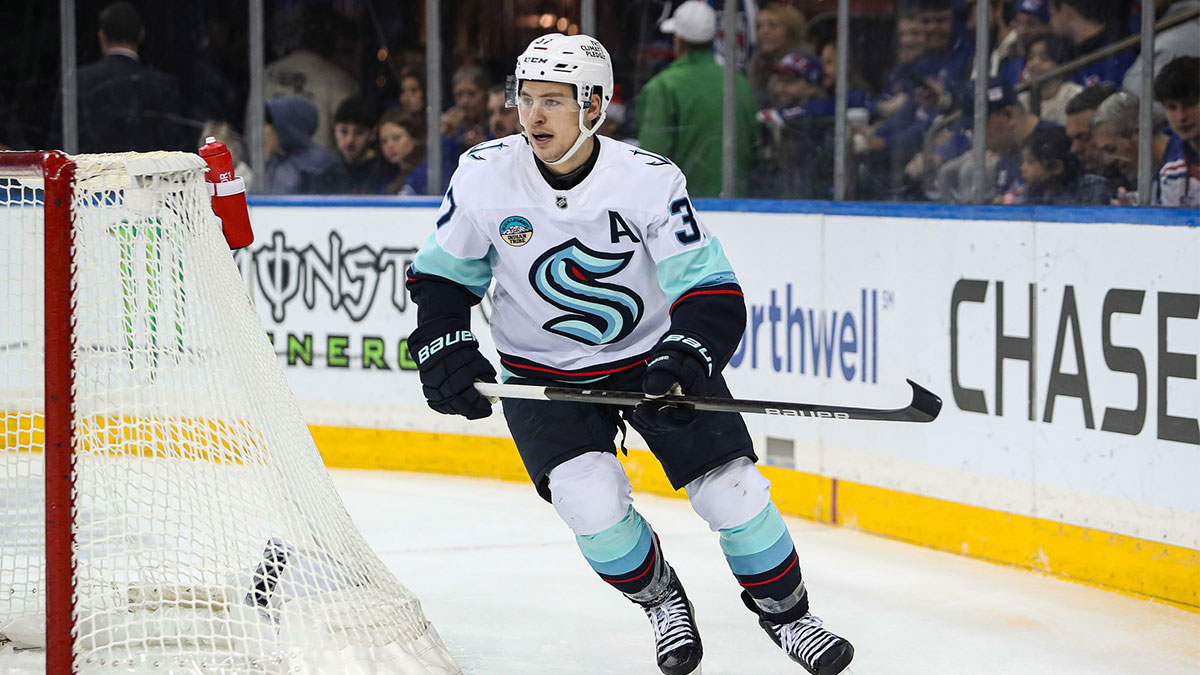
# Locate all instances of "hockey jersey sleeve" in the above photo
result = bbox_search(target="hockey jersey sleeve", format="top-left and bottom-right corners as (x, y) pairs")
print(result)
(645, 172), (746, 371)
(405, 184), (495, 326)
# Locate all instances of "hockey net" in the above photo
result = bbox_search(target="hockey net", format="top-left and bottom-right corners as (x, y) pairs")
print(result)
(0, 151), (461, 674)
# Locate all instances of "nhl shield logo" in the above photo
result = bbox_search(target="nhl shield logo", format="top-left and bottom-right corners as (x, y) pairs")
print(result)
(555, 194), (568, 210)
(499, 215), (533, 247)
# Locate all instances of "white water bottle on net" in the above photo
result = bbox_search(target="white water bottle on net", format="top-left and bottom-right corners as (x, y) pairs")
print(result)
(0, 151), (461, 674)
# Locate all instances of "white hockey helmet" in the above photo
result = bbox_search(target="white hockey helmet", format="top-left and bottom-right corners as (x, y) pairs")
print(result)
(507, 33), (613, 165)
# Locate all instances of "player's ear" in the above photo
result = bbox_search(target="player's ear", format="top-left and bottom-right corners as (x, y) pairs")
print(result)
(587, 93), (603, 126)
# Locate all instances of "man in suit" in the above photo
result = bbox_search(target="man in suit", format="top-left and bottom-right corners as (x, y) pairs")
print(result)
(72, 2), (189, 153)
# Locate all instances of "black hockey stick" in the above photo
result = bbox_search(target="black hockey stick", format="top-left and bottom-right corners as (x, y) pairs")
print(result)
(475, 379), (942, 423)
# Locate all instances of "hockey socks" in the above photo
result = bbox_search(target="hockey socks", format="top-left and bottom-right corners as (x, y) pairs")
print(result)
(575, 506), (671, 603)
(576, 507), (701, 675)
(720, 502), (809, 624)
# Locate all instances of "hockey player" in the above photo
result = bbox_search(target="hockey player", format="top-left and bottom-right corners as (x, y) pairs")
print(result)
(405, 33), (853, 675)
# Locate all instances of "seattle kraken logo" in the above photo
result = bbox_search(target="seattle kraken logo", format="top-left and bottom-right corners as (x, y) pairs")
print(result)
(530, 239), (643, 345)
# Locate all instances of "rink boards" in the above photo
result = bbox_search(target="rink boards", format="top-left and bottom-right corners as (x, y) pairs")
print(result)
(237, 197), (1199, 611)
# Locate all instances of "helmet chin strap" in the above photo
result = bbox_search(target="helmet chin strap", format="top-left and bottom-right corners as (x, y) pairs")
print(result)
(537, 107), (608, 166)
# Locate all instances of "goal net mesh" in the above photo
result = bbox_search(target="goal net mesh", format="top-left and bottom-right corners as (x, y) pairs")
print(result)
(0, 152), (459, 673)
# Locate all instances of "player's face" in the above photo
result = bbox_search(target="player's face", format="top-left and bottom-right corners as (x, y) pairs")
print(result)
(1163, 98), (1199, 146)
(379, 122), (415, 165)
(517, 81), (586, 163)
(334, 122), (373, 163)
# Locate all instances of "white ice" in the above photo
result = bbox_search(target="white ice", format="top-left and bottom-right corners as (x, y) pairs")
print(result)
(346, 470), (1200, 675)
(4, 469), (1198, 675)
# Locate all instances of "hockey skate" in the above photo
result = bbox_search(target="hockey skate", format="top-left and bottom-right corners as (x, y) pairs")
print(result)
(639, 571), (703, 675)
(741, 591), (853, 675)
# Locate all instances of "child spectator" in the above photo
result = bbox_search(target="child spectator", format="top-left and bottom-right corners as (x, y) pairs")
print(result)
(1007, 125), (1112, 203)
(1018, 34), (1084, 125)
(1152, 56), (1200, 206)
(333, 96), (391, 195)
(752, 53), (836, 199)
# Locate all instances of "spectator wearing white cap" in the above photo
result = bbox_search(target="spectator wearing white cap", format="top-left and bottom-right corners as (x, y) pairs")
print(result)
(636, 0), (760, 197)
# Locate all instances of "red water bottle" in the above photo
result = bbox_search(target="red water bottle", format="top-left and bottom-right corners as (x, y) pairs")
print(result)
(199, 136), (254, 249)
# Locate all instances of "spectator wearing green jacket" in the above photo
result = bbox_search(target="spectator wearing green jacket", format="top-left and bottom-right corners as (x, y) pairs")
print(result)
(636, 1), (759, 197)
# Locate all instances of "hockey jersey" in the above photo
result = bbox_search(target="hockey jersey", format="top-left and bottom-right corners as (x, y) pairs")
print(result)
(1156, 133), (1199, 207)
(408, 134), (740, 382)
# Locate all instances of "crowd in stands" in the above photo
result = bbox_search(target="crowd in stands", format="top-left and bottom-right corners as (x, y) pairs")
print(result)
(39, 0), (1200, 207)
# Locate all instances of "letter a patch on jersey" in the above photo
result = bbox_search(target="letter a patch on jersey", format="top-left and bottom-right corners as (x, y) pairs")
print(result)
(529, 239), (644, 345)
(609, 211), (641, 243)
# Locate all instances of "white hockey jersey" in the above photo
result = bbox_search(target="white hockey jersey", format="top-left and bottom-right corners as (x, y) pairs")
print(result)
(410, 134), (739, 382)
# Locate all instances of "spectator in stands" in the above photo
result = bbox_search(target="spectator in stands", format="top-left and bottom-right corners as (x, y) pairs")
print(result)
(995, 0), (1053, 85)
(1122, 0), (1200, 96)
(1063, 83), (1116, 172)
(1088, 90), (1142, 199)
(441, 65), (489, 150)
(380, 108), (459, 196)
(1018, 34), (1084, 124)
(378, 109), (425, 194)
(398, 67), (427, 115)
(1049, 0), (1136, 87)
(1006, 125), (1112, 203)
(817, 39), (874, 113)
(69, 1), (188, 153)
(486, 85), (521, 139)
(935, 78), (1060, 202)
(637, 0), (759, 197)
(333, 96), (391, 195)
(753, 53), (836, 199)
(263, 5), (359, 153)
(747, 3), (812, 108)
(198, 121), (253, 190)
(877, 10), (929, 120)
(915, 0), (973, 101)
(263, 96), (347, 195)
(1152, 56), (1200, 206)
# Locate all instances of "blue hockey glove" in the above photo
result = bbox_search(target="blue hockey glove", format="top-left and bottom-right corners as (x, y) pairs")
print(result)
(407, 318), (496, 420)
(630, 333), (714, 432)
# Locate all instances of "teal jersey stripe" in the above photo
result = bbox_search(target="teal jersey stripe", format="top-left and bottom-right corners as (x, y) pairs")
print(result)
(718, 502), (788, 557)
(723, 529), (794, 575)
(577, 507), (652, 570)
(411, 230), (493, 297)
(656, 238), (738, 303)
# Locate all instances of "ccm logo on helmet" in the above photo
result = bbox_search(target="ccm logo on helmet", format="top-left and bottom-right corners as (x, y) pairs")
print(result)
(525, 57), (549, 64)
(417, 330), (476, 364)
(765, 409), (851, 419)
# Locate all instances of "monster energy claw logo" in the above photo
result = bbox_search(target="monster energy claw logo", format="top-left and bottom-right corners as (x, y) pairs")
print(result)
(530, 239), (643, 345)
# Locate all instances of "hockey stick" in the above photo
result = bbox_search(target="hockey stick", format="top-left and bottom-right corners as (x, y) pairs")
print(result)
(475, 379), (942, 423)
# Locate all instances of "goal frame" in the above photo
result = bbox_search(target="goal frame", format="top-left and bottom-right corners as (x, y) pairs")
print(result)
(0, 150), (75, 674)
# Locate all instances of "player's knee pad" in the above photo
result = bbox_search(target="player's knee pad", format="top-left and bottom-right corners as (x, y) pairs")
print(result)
(685, 457), (772, 531)
(547, 451), (633, 536)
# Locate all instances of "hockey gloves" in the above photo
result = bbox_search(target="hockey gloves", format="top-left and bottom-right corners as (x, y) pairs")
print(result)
(407, 318), (496, 420)
(631, 333), (714, 432)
